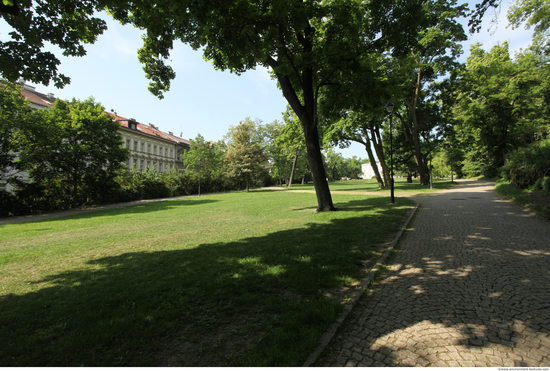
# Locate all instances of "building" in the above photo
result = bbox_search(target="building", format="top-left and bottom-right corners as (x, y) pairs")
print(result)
(361, 162), (382, 179)
(114, 114), (190, 172)
(1, 83), (192, 190)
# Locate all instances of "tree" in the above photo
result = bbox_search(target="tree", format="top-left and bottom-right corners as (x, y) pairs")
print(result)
(224, 118), (268, 192)
(276, 107), (309, 187)
(323, 148), (345, 181)
(508, 0), (550, 38)
(182, 134), (225, 178)
(0, 0), (107, 87)
(324, 110), (389, 189)
(452, 42), (548, 173)
(255, 119), (289, 186)
(0, 82), (38, 183)
(102, 0), (442, 211)
(389, 0), (467, 185)
(17, 98), (129, 206)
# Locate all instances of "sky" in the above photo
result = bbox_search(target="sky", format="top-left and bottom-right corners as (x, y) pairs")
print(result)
(0, 0), (535, 160)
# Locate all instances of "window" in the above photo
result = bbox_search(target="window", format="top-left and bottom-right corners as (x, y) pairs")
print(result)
(170, 149), (173, 158)
(133, 159), (137, 169)
(140, 160), (144, 170)
(159, 163), (163, 172)
(134, 140), (138, 151)
(165, 148), (168, 157)
(154, 145), (157, 155)
(159, 146), (162, 156)
(126, 139), (130, 148)
(141, 143), (145, 152)
(147, 144), (151, 154)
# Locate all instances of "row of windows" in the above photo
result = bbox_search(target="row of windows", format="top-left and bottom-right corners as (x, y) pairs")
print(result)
(125, 138), (175, 158)
(126, 158), (176, 172)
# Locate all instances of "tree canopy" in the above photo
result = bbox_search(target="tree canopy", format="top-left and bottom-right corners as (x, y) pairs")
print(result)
(0, 0), (107, 87)
(14, 96), (129, 207)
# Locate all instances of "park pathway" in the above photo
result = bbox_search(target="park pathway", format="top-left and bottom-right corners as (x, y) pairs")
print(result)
(316, 179), (550, 367)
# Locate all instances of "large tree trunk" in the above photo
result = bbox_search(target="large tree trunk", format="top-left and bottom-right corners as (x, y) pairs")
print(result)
(303, 121), (335, 211)
(361, 130), (385, 189)
(371, 125), (391, 187)
(396, 108), (429, 186)
(270, 57), (335, 212)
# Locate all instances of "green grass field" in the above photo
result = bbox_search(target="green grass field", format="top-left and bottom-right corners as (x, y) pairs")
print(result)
(0, 182), (423, 366)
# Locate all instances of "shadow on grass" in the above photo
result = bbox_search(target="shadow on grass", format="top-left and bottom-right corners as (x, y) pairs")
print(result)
(0, 197), (413, 367)
(7, 198), (220, 227)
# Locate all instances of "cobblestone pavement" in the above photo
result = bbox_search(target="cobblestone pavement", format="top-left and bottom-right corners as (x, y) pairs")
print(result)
(317, 180), (550, 367)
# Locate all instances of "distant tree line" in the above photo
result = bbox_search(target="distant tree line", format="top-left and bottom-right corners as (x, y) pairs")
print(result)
(1, 84), (364, 217)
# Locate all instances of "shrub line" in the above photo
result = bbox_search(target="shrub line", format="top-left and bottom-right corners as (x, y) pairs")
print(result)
(302, 203), (420, 367)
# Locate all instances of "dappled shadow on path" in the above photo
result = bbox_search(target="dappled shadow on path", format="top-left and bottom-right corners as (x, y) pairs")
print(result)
(318, 181), (550, 367)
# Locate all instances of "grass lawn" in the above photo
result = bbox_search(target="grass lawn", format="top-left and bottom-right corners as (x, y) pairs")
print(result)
(0, 188), (416, 366)
(494, 179), (550, 219)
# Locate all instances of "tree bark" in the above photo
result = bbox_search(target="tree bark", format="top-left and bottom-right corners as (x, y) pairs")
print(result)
(269, 57), (335, 211)
(287, 149), (299, 187)
(361, 130), (385, 189)
(396, 109), (429, 185)
(370, 125), (390, 187)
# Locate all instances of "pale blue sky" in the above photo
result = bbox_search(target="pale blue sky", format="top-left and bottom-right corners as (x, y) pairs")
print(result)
(0, 0), (534, 159)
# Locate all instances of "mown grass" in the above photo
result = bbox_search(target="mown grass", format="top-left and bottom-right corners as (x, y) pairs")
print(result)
(285, 177), (457, 193)
(0, 189), (416, 366)
(494, 179), (550, 219)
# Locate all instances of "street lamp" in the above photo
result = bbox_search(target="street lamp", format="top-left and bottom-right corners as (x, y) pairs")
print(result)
(385, 101), (395, 204)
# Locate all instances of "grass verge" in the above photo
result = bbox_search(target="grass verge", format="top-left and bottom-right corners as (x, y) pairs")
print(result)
(0, 189), (415, 366)
(494, 179), (550, 219)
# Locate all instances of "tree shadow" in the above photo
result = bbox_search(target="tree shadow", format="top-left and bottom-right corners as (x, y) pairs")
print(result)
(0, 198), (413, 367)
(5, 198), (220, 227)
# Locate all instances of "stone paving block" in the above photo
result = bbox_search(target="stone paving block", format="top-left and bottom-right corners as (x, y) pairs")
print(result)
(340, 349), (352, 358)
(359, 357), (373, 366)
(344, 359), (357, 367)
(458, 360), (476, 367)
(314, 181), (550, 368)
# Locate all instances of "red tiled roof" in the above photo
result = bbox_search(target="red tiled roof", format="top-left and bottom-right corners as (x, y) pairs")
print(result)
(6, 83), (191, 146)
(109, 113), (190, 146)
(0, 83), (57, 108)
(20, 86), (56, 108)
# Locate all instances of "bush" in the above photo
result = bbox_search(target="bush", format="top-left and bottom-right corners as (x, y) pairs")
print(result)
(500, 138), (550, 189)
(533, 178), (544, 191)
(544, 177), (550, 191)
(481, 164), (499, 179)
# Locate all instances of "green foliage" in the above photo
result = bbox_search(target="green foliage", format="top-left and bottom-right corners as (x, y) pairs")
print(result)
(508, 0), (550, 38)
(500, 138), (550, 189)
(14, 98), (129, 207)
(181, 134), (225, 178)
(224, 118), (268, 191)
(453, 42), (549, 169)
(0, 0), (107, 87)
(0, 82), (37, 180)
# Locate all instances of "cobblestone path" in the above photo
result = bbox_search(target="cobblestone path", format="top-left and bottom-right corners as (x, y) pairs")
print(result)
(317, 180), (550, 367)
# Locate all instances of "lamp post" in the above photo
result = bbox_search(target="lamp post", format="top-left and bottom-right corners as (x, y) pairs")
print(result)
(385, 101), (395, 204)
